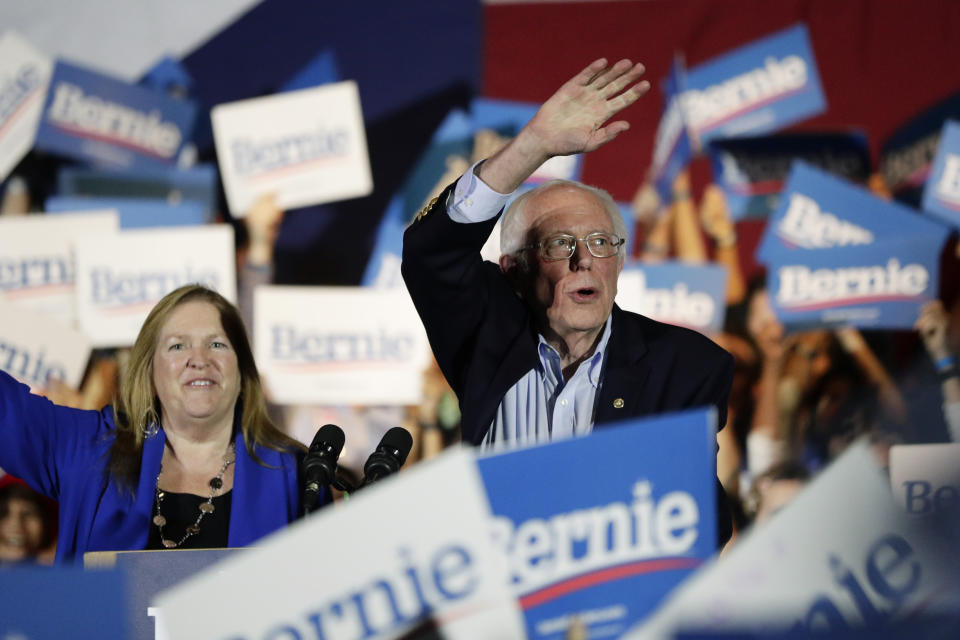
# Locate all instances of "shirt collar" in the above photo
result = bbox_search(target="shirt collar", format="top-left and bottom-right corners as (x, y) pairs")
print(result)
(536, 315), (612, 388)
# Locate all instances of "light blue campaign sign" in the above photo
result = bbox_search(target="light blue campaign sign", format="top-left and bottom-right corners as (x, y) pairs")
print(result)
(757, 162), (949, 264)
(921, 120), (960, 228)
(34, 61), (196, 169)
(683, 23), (826, 148)
(708, 132), (869, 222)
(768, 235), (944, 329)
(621, 261), (728, 334)
(651, 58), (693, 204)
(478, 409), (718, 640)
(0, 566), (127, 639)
(46, 195), (209, 228)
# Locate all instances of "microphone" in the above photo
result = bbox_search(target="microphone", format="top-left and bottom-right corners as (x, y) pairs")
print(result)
(302, 424), (345, 515)
(360, 427), (413, 488)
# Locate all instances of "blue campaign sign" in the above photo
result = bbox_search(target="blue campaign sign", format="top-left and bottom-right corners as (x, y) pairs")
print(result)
(56, 163), (218, 214)
(768, 235), (944, 329)
(279, 49), (340, 92)
(0, 566), (127, 639)
(921, 120), (960, 228)
(46, 195), (210, 228)
(683, 23), (826, 148)
(477, 408), (718, 640)
(756, 162), (949, 264)
(880, 91), (960, 207)
(362, 193), (406, 287)
(34, 61), (196, 169)
(651, 57), (693, 204)
(709, 132), (870, 221)
(620, 261), (728, 334)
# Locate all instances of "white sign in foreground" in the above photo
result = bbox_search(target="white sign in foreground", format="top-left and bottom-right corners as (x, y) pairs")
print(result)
(155, 449), (525, 640)
(0, 30), (53, 182)
(626, 442), (960, 638)
(0, 301), (92, 390)
(254, 286), (430, 406)
(73, 225), (236, 347)
(889, 443), (960, 516)
(0, 211), (119, 327)
(212, 80), (373, 216)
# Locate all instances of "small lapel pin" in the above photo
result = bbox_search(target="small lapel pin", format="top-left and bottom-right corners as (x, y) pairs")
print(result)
(613, 398), (624, 409)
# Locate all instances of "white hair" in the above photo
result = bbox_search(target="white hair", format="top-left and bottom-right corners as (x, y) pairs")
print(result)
(499, 180), (628, 265)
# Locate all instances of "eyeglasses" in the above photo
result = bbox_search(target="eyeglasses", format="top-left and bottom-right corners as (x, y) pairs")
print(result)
(523, 232), (625, 261)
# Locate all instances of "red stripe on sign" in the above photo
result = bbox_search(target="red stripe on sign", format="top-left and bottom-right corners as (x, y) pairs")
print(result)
(783, 294), (919, 311)
(51, 122), (175, 160)
(519, 557), (702, 610)
(697, 85), (808, 134)
(0, 87), (43, 138)
(935, 196), (960, 213)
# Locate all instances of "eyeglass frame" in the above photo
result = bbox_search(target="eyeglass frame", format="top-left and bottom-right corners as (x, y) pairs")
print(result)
(521, 231), (626, 262)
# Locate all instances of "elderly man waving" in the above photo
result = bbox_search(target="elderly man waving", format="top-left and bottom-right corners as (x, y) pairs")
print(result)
(402, 59), (734, 546)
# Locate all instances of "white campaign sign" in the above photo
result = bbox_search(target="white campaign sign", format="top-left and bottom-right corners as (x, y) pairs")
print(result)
(889, 443), (960, 516)
(73, 225), (236, 347)
(155, 449), (525, 640)
(0, 300), (92, 390)
(0, 30), (53, 182)
(626, 442), (960, 638)
(212, 80), (373, 216)
(254, 286), (430, 405)
(0, 210), (119, 327)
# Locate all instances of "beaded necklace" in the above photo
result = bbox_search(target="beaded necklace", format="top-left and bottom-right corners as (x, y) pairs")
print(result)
(152, 442), (235, 548)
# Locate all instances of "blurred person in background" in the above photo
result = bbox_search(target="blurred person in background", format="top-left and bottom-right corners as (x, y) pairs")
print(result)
(0, 284), (309, 563)
(0, 479), (56, 567)
(915, 299), (960, 442)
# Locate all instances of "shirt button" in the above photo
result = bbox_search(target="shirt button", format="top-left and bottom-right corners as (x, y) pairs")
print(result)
(560, 399), (568, 406)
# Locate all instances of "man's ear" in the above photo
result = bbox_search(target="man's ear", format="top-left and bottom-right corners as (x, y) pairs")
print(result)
(499, 254), (523, 291)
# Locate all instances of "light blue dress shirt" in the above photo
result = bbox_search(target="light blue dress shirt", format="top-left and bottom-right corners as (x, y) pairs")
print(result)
(447, 162), (611, 451)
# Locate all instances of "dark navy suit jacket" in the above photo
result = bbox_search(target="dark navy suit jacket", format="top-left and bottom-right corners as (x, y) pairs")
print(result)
(402, 184), (735, 546)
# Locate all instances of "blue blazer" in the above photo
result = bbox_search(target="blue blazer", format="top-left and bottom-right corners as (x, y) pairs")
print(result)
(0, 371), (302, 564)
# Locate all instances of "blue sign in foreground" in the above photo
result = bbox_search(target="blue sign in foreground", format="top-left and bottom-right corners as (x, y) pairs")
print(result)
(478, 408), (718, 640)
(0, 566), (127, 639)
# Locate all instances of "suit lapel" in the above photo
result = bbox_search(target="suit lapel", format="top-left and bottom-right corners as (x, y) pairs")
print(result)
(595, 306), (652, 426)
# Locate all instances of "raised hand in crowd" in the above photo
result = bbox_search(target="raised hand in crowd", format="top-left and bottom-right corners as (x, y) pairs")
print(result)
(244, 193), (285, 268)
(631, 180), (671, 262)
(0, 175), (30, 216)
(669, 171), (708, 263)
(746, 288), (790, 478)
(478, 58), (649, 193)
(915, 300), (960, 441)
(834, 326), (908, 425)
(700, 183), (746, 304)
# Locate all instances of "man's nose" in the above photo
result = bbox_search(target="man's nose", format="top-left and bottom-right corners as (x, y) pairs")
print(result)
(570, 239), (593, 270)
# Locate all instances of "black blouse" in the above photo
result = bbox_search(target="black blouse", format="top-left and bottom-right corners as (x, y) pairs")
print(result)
(145, 490), (232, 550)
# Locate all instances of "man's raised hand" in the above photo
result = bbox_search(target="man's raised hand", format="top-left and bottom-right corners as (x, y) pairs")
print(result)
(528, 58), (650, 157)
(478, 58), (649, 194)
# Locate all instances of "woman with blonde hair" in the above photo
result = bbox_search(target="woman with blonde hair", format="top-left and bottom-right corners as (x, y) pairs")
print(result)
(0, 284), (309, 562)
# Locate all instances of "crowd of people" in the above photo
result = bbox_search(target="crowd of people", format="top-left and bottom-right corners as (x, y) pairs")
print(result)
(0, 53), (957, 571)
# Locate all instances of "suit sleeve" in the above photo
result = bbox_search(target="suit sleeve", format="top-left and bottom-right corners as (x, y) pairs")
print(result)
(401, 183), (507, 395)
(0, 369), (105, 500)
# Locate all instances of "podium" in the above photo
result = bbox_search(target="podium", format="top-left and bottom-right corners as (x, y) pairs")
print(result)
(85, 548), (244, 640)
